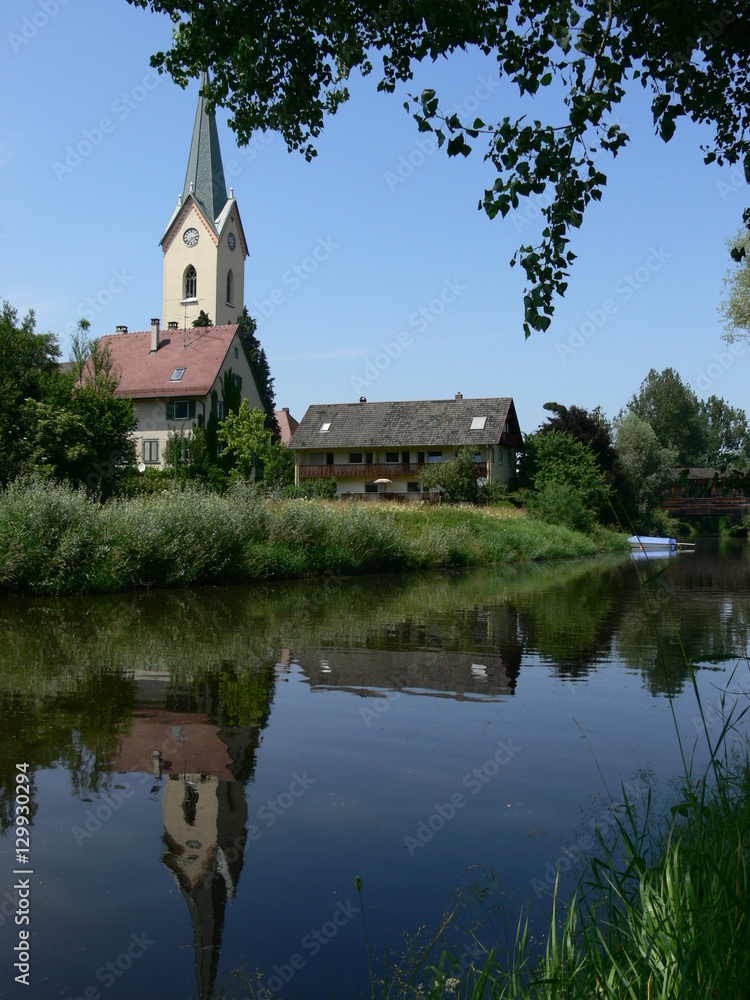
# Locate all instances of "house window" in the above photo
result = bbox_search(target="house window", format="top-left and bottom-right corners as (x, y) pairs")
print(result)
(310, 453), (325, 465)
(216, 400), (225, 420)
(470, 416), (487, 430)
(407, 482), (422, 493)
(417, 451), (425, 465)
(364, 482), (378, 493)
(170, 368), (185, 381)
(326, 452), (334, 465)
(142, 440), (159, 464)
(320, 422), (331, 433)
(226, 269), (234, 306)
(428, 451), (443, 463)
(497, 449), (503, 465)
(349, 452), (363, 463)
(365, 451), (373, 464)
(184, 265), (197, 299)
(233, 374), (242, 391)
(234, 346), (239, 359)
(474, 452), (482, 463)
(402, 451), (410, 463)
(385, 451), (399, 463)
(166, 400), (195, 420)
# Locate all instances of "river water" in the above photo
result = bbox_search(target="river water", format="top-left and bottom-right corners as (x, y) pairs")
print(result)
(0, 541), (749, 999)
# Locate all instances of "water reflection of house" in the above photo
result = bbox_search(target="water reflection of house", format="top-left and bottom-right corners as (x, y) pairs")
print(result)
(113, 670), (268, 1000)
(296, 649), (518, 700)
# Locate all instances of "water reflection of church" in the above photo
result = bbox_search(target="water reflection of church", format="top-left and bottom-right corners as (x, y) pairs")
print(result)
(113, 669), (272, 1000)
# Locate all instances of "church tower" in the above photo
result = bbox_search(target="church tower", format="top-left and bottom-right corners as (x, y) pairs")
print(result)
(160, 72), (248, 327)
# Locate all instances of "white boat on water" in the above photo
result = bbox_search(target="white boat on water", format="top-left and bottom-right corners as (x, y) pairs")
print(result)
(628, 536), (677, 551)
(627, 536), (695, 558)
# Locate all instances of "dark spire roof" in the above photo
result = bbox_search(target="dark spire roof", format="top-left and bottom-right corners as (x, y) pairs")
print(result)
(182, 71), (228, 225)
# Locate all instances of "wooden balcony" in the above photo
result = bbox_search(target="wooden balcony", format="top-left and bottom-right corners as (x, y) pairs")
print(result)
(298, 462), (488, 480)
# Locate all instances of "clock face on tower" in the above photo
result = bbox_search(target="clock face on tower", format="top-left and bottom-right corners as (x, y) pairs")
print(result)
(183, 227), (199, 248)
(227, 232), (236, 251)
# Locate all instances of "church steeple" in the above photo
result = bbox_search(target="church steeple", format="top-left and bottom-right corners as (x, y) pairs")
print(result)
(160, 71), (249, 328)
(182, 71), (228, 227)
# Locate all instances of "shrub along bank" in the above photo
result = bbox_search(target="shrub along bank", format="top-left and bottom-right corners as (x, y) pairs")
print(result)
(0, 479), (627, 596)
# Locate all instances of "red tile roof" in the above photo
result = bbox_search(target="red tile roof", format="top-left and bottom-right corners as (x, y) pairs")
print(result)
(274, 407), (299, 445)
(100, 324), (239, 398)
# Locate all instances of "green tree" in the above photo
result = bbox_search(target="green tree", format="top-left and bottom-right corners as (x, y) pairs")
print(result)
(128, 0), (750, 335)
(614, 412), (675, 531)
(217, 400), (272, 480)
(719, 228), (750, 342)
(418, 447), (480, 503)
(0, 301), (61, 483)
(539, 402), (618, 474)
(699, 395), (749, 470)
(519, 429), (610, 531)
(262, 441), (295, 489)
(625, 367), (706, 466)
(236, 307), (278, 435)
(69, 339), (137, 495)
(192, 309), (212, 327)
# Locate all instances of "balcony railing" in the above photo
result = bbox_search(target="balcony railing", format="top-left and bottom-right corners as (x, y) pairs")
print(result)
(299, 462), (488, 480)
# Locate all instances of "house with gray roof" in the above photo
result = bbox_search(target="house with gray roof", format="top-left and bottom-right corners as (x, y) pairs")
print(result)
(292, 394), (523, 497)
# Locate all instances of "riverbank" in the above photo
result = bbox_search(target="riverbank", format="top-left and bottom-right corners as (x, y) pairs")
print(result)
(0, 479), (628, 596)
(360, 731), (750, 1000)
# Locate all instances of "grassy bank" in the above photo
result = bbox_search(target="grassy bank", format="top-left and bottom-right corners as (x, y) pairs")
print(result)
(394, 729), (750, 1000)
(0, 479), (627, 596)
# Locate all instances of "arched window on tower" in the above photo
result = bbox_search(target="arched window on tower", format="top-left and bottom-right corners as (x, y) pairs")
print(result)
(226, 269), (234, 306)
(184, 265), (197, 300)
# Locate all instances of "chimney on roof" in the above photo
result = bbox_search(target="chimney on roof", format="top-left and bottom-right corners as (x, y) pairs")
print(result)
(115, 325), (128, 334)
(455, 391), (463, 400)
(150, 318), (160, 353)
(168, 321), (178, 330)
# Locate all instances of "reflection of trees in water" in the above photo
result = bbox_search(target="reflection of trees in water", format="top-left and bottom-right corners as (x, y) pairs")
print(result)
(1, 545), (748, 829)
(0, 671), (136, 833)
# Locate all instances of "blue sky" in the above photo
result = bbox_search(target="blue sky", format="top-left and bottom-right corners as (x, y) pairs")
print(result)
(1, 0), (748, 433)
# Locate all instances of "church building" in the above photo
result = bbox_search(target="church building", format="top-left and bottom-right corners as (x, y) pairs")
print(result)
(98, 73), (264, 469)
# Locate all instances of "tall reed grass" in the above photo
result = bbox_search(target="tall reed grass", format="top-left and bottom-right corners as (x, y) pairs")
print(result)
(0, 479), (627, 596)
(352, 573), (750, 1000)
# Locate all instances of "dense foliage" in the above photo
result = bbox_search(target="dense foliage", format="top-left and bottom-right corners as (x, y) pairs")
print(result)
(128, 0), (750, 335)
(0, 304), (136, 495)
(0, 479), (624, 596)
(518, 428), (611, 532)
(418, 446), (481, 503)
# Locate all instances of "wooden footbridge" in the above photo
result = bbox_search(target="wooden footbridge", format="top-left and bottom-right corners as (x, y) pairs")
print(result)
(665, 468), (749, 519)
